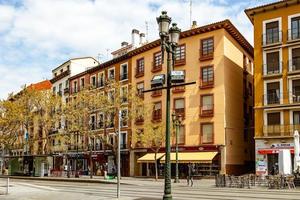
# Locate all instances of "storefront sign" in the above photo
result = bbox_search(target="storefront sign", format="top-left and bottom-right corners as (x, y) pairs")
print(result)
(270, 143), (294, 148)
(256, 154), (267, 175)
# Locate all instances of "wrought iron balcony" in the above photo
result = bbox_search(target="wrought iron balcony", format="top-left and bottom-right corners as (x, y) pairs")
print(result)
(263, 124), (298, 138)
(262, 62), (282, 76)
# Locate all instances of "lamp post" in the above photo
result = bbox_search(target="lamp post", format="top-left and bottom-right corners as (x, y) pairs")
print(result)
(156, 11), (181, 200)
(172, 112), (182, 183)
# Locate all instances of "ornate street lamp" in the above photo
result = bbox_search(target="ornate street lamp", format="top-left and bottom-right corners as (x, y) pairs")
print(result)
(172, 112), (182, 183)
(156, 11), (181, 200)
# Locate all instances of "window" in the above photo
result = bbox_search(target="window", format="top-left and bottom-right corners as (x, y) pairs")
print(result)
(80, 78), (85, 89)
(65, 80), (69, 88)
(121, 109), (128, 127)
(120, 132), (127, 149)
(200, 38), (214, 59)
(74, 81), (78, 93)
(291, 16), (300, 40)
(175, 44), (186, 65)
(90, 115), (96, 130)
(136, 58), (145, 76)
(108, 68), (115, 80)
(53, 86), (56, 93)
(265, 21), (280, 45)
(137, 82), (144, 98)
(200, 95), (213, 117)
(109, 134), (114, 146)
(108, 89), (115, 102)
(152, 52), (162, 71)
(98, 113), (104, 129)
(58, 83), (62, 96)
(291, 48), (300, 71)
(292, 79), (300, 103)
(108, 112), (115, 128)
(178, 125), (185, 144)
(121, 86), (128, 103)
(174, 98), (185, 118)
(293, 111), (300, 125)
(248, 82), (253, 96)
(267, 112), (280, 125)
(265, 51), (280, 74)
(98, 72), (105, 87)
(201, 123), (213, 144)
(120, 63), (128, 80)
(266, 82), (280, 104)
(60, 69), (63, 73)
(200, 66), (214, 88)
(152, 102), (162, 121)
(90, 75), (96, 88)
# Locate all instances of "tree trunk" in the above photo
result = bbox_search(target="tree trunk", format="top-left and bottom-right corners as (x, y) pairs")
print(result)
(154, 151), (158, 181)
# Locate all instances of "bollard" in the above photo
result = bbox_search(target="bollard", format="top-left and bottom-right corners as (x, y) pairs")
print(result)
(6, 177), (9, 195)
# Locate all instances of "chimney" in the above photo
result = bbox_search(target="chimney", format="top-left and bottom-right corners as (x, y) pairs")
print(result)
(131, 29), (140, 48)
(121, 41), (128, 48)
(139, 33), (146, 46)
(191, 21), (197, 29)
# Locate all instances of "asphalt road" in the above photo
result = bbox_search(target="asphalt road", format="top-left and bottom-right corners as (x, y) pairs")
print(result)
(1, 178), (300, 200)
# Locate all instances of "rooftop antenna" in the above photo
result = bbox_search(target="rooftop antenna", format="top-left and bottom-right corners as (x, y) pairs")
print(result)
(106, 48), (110, 60)
(190, 0), (193, 28)
(145, 21), (149, 42)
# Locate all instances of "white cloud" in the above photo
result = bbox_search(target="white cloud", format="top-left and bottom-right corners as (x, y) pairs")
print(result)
(0, 0), (276, 99)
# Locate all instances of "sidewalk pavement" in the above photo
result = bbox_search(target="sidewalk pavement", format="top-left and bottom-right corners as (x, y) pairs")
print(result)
(0, 175), (198, 186)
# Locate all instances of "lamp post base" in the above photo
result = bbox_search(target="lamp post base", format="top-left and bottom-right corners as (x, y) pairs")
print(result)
(163, 194), (172, 200)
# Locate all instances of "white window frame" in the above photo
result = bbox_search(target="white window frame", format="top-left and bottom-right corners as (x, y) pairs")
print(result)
(108, 67), (115, 80)
(90, 75), (97, 88)
(264, 78), (283, 105)
(120, 108), (128, 128)
(74, 81), (78, 92)
(120, 62), (128, 82)
(121, 85), (128, 104)
(288, 45), (300, 72)
(80, 77), (85, 88)
(262, 17), (282, 45)
(90, 114), (96, 130)
(263, 110), (284, 126)
(98, 71), (105, 88)
(288, 75), (300, 103)
(120, 131), (128, 148)
(262, 48), (282, 75)
(98, 112), (104, 129)
(288, 13), (300, 41)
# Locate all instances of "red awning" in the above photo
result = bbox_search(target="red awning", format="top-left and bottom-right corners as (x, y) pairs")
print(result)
(258, 148), (294, 154)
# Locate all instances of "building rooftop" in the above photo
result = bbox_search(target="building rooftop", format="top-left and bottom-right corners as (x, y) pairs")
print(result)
(28, 80), (52, 91)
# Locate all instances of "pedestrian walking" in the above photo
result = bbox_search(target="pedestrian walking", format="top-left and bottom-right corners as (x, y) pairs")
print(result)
(187, 163), (195, 187)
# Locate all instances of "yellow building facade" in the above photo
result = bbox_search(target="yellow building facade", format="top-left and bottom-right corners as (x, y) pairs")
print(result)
(130, 20), (254, 176)
(246, 0), (300, 175)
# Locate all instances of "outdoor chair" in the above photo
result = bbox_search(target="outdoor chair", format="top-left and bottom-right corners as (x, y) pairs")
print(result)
(285, 175), (296, 189)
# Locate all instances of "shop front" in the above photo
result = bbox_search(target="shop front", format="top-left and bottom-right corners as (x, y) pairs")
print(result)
(256, 139), (295, 175)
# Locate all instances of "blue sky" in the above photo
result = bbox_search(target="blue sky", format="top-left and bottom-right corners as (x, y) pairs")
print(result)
(0, 0), (277, 99)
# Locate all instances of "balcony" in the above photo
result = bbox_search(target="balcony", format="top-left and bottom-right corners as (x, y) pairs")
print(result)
(263, 93), (281, 105)
(288, 58), (300, 74)
(64, 88), (69, 94)
(263, 125), (297, 138)
(152, 110), (162, 122)
(120, 143), (127, 149)
(120, 73), (128, 81)
(151, 90), (162, 97)
(135, 68), (144, 78)
(200, 80), (214, 89)
(151, 62), (162, 73)
(174, 108), (185, 119)
(287, 29), (300, 42)
(135, 117), (144, 125)
(262, 30), (282, 47)
(98, 121), (104, 129)
(262, 62), (282, 77)
(172, 86), (185, 93)
(200, 104), (214, 117)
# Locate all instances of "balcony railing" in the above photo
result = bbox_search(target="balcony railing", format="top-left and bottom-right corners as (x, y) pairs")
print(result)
(262, 30), (282, 46)
(120, 73), (128, 81)
(174, 108), (185, 118)
(200, 104), (214, 117)
(152, 62), (162, 72)
(64, 88), (69, 94)
(262, 62), (282, 76)
(200, 80), (214, 88)
(263, 124), (299, 137)
(120, 143), (127, 149)
(263, 93), (281, 105)
(135, 68), (144, 77)
(152, 110), (162, 121)
(288, 58), (300, 72)
(152, 90), (162, 97)
(288, 28), (300, 41)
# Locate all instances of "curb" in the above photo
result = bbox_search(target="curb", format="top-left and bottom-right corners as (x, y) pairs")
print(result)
(0, 176), (132, 185)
